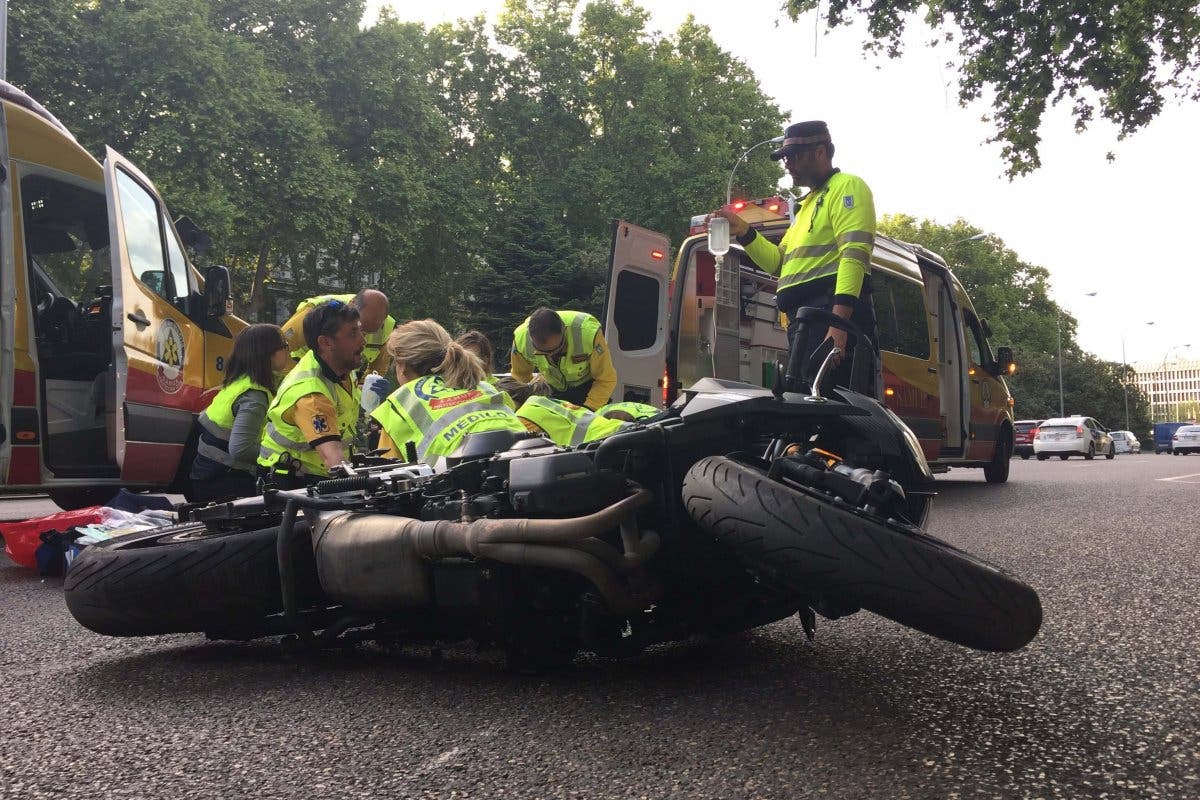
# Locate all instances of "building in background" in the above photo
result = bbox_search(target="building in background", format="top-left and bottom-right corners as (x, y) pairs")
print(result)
(1131, 357), (1200, 423)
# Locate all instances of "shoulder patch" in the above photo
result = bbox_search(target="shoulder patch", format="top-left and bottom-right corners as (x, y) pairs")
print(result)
(843, 195), (855, 209)
(311, 414), (329, 433)
(594, 342), (604, 355)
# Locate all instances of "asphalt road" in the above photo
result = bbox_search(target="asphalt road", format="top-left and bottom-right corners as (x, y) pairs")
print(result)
(2, 456), (1198, 799)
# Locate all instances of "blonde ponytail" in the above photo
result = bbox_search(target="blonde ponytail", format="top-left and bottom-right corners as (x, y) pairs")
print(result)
(386, 319), (486, 389)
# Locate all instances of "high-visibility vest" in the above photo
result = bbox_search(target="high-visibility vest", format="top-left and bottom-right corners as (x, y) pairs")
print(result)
(511, 310), (601, 391)
(292, 294), (397, 368)
(370, 376), (524, 462)
(196, 375), (273, 470)
(595, 401), (660, 421)
(257, 351), (360, 477)
(743, 171), (876, 299)
(515, 396), (628, 448)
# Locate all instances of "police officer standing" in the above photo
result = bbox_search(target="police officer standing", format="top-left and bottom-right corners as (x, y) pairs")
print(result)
(510, 308), (618, 410)
(258, 300), (365, 485)
(714, 121), (876, 387)
(280, 289), (395, 376)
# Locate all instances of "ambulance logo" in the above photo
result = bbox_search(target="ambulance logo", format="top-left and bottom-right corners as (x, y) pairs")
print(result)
(155, 318), (186, 394)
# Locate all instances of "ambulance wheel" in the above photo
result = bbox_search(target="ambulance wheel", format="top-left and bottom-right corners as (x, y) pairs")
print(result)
(49, 487), (119, 511)
(64, 522), (321, 637)
(682, 455), (1042, 652)
(983, 436), (1011, 483)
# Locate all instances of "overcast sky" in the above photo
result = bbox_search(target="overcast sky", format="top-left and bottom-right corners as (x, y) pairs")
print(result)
(368, 1), (1197, 367)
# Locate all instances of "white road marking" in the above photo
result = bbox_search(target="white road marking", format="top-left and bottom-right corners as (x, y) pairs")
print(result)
(418, 746), (463, 772)
(1156, 472), (1200, 483)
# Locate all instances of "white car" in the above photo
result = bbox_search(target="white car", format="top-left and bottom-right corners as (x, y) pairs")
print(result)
(1110, 430), (1140, 454)
(1172, 425), (1200, 455)
(1034, 416), (1115, 460)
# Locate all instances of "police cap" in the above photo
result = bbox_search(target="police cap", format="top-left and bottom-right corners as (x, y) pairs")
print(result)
(770, 121), (832, 160)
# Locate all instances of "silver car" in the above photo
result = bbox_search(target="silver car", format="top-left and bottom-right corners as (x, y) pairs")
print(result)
(1034, 416), (1115, 460)
(1110, 430), (1140, 454)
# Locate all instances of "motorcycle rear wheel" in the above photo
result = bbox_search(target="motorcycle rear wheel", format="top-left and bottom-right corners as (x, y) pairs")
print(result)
(64, 522), (320, 637)
(682, 456), (1042, 652)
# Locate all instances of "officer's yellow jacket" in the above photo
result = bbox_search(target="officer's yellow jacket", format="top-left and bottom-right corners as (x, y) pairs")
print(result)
(742, 170), (875, 304)
(371, 376), (524, 462)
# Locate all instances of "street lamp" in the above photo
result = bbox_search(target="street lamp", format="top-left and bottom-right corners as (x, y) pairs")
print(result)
(1055, 291), (1097, 418)
(726, 135), (785, 205)
(949, 232), (987, 246)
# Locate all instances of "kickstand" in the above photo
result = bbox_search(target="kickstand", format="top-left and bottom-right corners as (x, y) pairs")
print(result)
(799, 607), (817, 641)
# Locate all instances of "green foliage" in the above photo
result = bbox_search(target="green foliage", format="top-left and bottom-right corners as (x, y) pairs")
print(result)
(784, 1), (1200, 176)
(878, 215), (1150, 432)
(11, 0), (784, 357)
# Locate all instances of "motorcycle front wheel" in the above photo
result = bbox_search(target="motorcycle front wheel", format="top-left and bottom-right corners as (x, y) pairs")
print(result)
(682, 455), (1042, 652)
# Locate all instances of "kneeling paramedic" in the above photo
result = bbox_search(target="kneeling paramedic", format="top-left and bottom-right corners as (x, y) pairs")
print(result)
(258, 300), (364, 486)
(371, 320), (525, 462)
(510, 308), (617, 410)
(280, 289), (396, 377)
(714, 121), (877, 391)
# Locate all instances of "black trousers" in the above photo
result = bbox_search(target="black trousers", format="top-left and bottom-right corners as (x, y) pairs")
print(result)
(784, 285), (877, 394)
(551, 380), (595, 408)
(189, 468), (259, 503)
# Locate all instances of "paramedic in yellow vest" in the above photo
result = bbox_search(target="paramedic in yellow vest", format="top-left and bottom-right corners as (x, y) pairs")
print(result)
(189, 324), (292, 503)
(258, 300), (364, 485)
(371, 320), (525, 462)
(714, 120), (876, 387)
(509, 308), (617, 410)
(280, 289), (395, 376)
(495, 377), (629, 447)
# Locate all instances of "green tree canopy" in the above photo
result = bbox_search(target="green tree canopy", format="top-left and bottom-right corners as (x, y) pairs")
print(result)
(785, 1), (1200, 176)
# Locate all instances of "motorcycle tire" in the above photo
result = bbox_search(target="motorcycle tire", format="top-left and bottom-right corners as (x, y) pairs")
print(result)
(64, 521), (321, 637)
(682, 456), (1042, 652)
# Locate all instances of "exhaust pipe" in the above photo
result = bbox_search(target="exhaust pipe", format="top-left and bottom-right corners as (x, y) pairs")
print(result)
(310, 489), (656, 615)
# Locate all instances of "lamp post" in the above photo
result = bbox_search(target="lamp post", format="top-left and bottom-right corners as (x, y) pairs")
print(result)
(949, 232), (987, 246)
(726, 135), (785, 205)
(1055, 291), (1098, 418)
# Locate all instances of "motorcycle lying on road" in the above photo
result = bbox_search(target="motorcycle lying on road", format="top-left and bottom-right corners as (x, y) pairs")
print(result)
(64, 309), (1042, 667)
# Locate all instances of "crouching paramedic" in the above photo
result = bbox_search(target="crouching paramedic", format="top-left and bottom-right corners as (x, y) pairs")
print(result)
(510, 308), (617, 410)
(371, 320), (525, 462)
(258, 300), (364, 486)
(280, 289), (395, 376)
(714, 120), (876, 388)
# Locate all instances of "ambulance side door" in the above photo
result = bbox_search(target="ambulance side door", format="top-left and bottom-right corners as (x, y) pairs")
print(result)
(601, 221), (671, 407)
(103, 148), (205, 484)
(0, 101), (12, 481)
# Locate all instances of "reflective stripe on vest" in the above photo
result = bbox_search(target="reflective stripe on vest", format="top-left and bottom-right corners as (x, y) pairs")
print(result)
(595, 401), (660, 420)
(258, 351), (360, 477)
(196, 375), (273, 469)
(512, 311), (600, 391)
(517, 396), (627, 447)
(375, 376), (523, 462)
(768, 172), (875, 294)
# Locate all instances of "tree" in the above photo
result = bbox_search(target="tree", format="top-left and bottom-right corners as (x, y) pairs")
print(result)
(784, 1), (1200, 176)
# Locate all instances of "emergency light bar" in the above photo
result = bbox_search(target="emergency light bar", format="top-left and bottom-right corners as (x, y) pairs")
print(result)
(688, 196), (790, 236)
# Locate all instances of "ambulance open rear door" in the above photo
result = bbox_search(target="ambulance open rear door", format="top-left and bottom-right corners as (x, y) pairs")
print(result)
(0, 97), (12, 482)
(601, 220), (671, 408)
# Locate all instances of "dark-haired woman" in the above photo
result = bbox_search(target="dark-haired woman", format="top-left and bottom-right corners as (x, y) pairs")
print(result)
(189, 324), (292, 502)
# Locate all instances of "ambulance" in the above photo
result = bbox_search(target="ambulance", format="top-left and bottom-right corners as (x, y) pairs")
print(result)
(0, 82), (240, 508)
(602, 198), (1017, 482)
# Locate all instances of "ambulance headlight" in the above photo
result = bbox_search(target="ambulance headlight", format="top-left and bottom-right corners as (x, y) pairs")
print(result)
(882, 406), (933, 480)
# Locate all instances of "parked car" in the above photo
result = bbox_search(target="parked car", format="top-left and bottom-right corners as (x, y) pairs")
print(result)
(1034, 416), (1115, 460)
(1110, 430), (1140, 454)
(1154, 422), (1188, 454)
(1171, 425), (1200, 454)
(1013, 419), (1044, 459)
